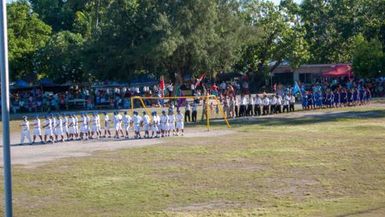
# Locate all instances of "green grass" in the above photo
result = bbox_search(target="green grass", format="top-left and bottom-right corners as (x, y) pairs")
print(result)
(1, 105), (385, 216)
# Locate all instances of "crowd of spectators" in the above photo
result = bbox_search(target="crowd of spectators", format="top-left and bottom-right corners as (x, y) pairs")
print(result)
(6, 76), (385, 114)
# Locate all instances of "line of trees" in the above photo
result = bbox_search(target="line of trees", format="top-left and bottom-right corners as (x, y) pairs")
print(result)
(7, 0), (385, 84)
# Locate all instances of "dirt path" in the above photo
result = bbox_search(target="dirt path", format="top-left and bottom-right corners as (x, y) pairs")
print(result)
(1, 103), (384, 168)
(0, 129), (232, 168)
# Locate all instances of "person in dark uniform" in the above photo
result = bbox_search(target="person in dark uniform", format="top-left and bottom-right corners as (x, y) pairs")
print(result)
(254, 95), (262, 116)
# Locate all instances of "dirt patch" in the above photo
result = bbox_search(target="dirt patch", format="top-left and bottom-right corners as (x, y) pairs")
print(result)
(167, 200), (241, 212)
(0, 129), (233, 168)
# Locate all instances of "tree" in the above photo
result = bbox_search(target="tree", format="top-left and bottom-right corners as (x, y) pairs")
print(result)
(7, 0), (52, 81)
(35, 31), (87, 83)
(83, 0), (246, 83)
(352, 34), (384, 78)
(239, 0), (309, 85)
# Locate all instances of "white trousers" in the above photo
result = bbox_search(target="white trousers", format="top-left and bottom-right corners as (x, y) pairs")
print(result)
(21, 130), (32, 144)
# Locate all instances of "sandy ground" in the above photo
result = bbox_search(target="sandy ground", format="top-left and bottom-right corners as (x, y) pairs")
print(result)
(0, 129), (232, 168)
(0, 103), (384, 168)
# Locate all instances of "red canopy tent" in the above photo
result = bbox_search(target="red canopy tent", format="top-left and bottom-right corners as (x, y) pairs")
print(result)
(322, 64), (353, 78)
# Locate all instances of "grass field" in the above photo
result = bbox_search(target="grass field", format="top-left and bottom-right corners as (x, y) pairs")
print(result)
(1, 104), (385, 216)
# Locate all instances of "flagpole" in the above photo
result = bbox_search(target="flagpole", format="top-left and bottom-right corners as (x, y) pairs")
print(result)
(0, 0), (13, 216)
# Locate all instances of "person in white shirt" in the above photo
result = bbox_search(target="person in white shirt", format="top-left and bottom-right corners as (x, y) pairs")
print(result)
(96, 112), (102, 137)
(74, 114), (79, 140)
(276, 94), (282, 113)
(32, 115), (43, 143)
(262, 95), (270, 115)
(151, 111), (160, 138)
(68, 114), (76, 140)
(234, 96), (239, 117)
(51, 114), (57, 143)
(239, 95), (247, 117)
(20, 116), (32, 144)
(270, 95), (278, 114)
(254, 95), (262, 116)
(289, 93), (296, 112)
(80, 114), (89, 140)
(62, 113), (69, 140)
(114, 112), (124, 139)
(168, 110), (176, 136)
(103, 112), (111, 138)
(283, 94), (290, 113)
(142, 111), (151, 138)
(247, 94), (254, 116)
(132, 111), (142, 139)
(90, 113), (99, 139)
(122, 111), (132, 139)
(55, 114), (64, 142)
(43, 115), (54, 143)
(176, 109), (184, 136)
(160, 110), (169, 137)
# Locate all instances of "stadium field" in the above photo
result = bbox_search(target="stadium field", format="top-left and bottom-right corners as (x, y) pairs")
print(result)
(1, 102), (385, 216)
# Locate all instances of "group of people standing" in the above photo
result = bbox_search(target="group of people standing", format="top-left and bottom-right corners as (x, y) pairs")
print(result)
(19, 109), (185, 145)
(301, 87), (371, 109)
(220, 93), (296, 118)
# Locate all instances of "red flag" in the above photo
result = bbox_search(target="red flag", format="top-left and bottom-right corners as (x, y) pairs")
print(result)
(195, 73), (206, 87)
(159, 75), (165, 97)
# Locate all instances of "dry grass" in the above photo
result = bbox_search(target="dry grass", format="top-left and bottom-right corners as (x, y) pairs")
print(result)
(0, 105), (385, 216)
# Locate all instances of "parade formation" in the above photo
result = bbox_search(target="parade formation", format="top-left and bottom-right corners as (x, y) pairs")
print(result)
(19, 109), (185, 145)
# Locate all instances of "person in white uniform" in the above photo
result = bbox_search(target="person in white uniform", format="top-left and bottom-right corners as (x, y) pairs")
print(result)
(168, 110), (176, 136)
(132, 111), (142, 139)
(32, 115), (43, 144)
(74, 114), (79, 140)
(175, 109), (184, 136)
(142, 111), (151, 138)
(20, 116), (32, 144)
(80, 113), (89, 140)
(55, 114), (64, 142)
(113, 112), (123, 139)
(68, 114), (77, 140)
(90, 113), (99, 139)
(122, 111), (132, 139)
(160, 110), (169, 137)
(151, 111), (160, 138)
(96, 112), (102, 137)
(103, 112), (111, 138)
(62, 113), (69, 140)
(43, 115), (54, 143)
(51, 114), (57, 143)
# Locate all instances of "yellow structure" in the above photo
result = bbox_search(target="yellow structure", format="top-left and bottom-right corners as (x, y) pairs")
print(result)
(130, 95), (231, 131)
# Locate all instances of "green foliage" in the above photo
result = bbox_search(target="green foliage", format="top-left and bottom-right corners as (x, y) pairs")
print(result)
(7, 0), (52, 80)
(238, 0), (309, 81)
(5, 0), (385, 82)
(35, 31), (87, 83)
(352, 34), (384, 78)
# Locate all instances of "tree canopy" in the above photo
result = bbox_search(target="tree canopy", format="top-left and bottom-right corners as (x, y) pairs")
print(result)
(7, 0), (385, 83)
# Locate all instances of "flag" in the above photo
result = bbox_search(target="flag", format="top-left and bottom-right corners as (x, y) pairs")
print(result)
(159, 75), (165, 97)
(195, 73), (206, 87)
(293, 81), (300, 94)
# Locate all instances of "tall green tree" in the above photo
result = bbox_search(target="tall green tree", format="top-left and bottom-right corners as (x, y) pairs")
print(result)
(239, 0), (309, 84)
(352, 34), (384, 78)
(83, 0), (246, 83)
(35, 31), (87, 83)
(8, 0), (52, 81)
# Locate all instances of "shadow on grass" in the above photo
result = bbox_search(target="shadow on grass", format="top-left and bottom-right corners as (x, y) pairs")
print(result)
(202, 109), (385, 128)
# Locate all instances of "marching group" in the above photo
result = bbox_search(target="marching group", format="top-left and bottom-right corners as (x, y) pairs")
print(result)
(19, 109), (185, 145)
